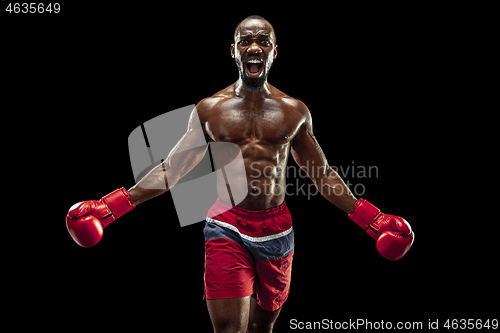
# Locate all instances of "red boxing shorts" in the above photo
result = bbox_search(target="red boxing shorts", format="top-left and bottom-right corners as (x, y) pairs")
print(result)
(203, 198), (294, 312)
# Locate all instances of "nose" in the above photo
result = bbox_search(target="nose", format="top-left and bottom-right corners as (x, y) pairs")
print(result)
(247, 42), (263, 55)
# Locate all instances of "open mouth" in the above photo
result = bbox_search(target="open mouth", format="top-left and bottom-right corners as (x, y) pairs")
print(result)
(244, 59), (264, 79)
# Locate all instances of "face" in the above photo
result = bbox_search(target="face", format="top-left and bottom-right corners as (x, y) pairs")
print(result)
(231, 19), (278, 91)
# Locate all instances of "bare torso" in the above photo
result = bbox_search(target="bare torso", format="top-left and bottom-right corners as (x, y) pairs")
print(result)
(129, 16), (357, 216)
(197, 82), (309, 210)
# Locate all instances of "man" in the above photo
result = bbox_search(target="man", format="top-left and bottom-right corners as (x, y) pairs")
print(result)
(66, 16), (414, 333)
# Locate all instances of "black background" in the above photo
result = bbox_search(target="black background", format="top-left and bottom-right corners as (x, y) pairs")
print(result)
(3, 3), (496, 332)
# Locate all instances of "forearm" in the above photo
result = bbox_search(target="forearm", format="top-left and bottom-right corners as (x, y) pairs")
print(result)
(128, 161), (180, 205)
(128, 185), (167, 206)
(128, 143), (209, 206)
(313, 167), (358, 214)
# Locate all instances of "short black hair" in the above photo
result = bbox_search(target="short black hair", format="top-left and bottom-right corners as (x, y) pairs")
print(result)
(233, 15), (277, 43)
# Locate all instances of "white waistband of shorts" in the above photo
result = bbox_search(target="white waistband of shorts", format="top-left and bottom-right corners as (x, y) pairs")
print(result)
(206, 217), (293, 243)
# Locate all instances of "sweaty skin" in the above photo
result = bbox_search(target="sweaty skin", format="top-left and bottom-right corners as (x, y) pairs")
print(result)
(125, 16), (360, 332)
(128, 18), (357, 213)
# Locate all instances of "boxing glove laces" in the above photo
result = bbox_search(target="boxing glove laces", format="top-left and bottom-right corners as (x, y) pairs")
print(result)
(348, 199), (414, 261)
(66, 188), (136, 248)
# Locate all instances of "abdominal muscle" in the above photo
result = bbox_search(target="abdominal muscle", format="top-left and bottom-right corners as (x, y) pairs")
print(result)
(216, 157), (288, 210)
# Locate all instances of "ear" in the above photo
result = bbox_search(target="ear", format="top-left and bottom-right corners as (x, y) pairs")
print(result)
(230, 43), (235, 58)
(274, 44), (278, 59)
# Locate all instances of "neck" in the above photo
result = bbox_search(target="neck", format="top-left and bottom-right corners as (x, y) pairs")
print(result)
(234, 78), (271, 100)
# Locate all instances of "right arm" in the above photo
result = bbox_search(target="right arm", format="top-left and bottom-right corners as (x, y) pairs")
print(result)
(128, 124), (209, 205)
(66, 104), (211, 247)
(129, 104), (211, 205)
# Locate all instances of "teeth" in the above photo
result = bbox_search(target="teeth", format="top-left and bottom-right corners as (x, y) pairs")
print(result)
(246, 59), (262, 63)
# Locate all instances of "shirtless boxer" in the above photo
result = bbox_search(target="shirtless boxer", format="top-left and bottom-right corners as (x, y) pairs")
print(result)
(66, 16), (414, 333)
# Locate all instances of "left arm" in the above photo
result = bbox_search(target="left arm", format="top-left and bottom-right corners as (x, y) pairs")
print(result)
(290, 106), (357, 214)
(291, 103), (414, 260)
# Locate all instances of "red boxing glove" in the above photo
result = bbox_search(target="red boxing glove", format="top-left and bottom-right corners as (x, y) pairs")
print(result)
(348, 199), (414, 261)
(66, 188), (136, 248)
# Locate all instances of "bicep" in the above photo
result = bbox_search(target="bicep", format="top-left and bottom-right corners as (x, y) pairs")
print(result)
(291, 113), (329, 178)
(164, 107), (209, 171)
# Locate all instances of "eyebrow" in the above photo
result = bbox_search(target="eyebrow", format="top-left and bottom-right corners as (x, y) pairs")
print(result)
(239, 34), (272, 39)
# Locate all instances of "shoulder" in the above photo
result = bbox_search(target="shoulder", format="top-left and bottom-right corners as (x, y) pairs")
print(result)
(285, 97), (310, 119)
(195, 85), (235, 116)
(269, 85), (310, 116)
(270, 87), (313, 135)
(270, 88), (312, 132)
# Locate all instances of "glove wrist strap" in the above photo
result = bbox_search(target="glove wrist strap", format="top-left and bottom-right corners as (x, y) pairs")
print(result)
(348, 199), (380, 230)
(101, 188), (136, 226)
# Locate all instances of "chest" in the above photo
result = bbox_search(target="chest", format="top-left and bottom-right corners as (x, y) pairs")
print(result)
(204, 99), (302, 144)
